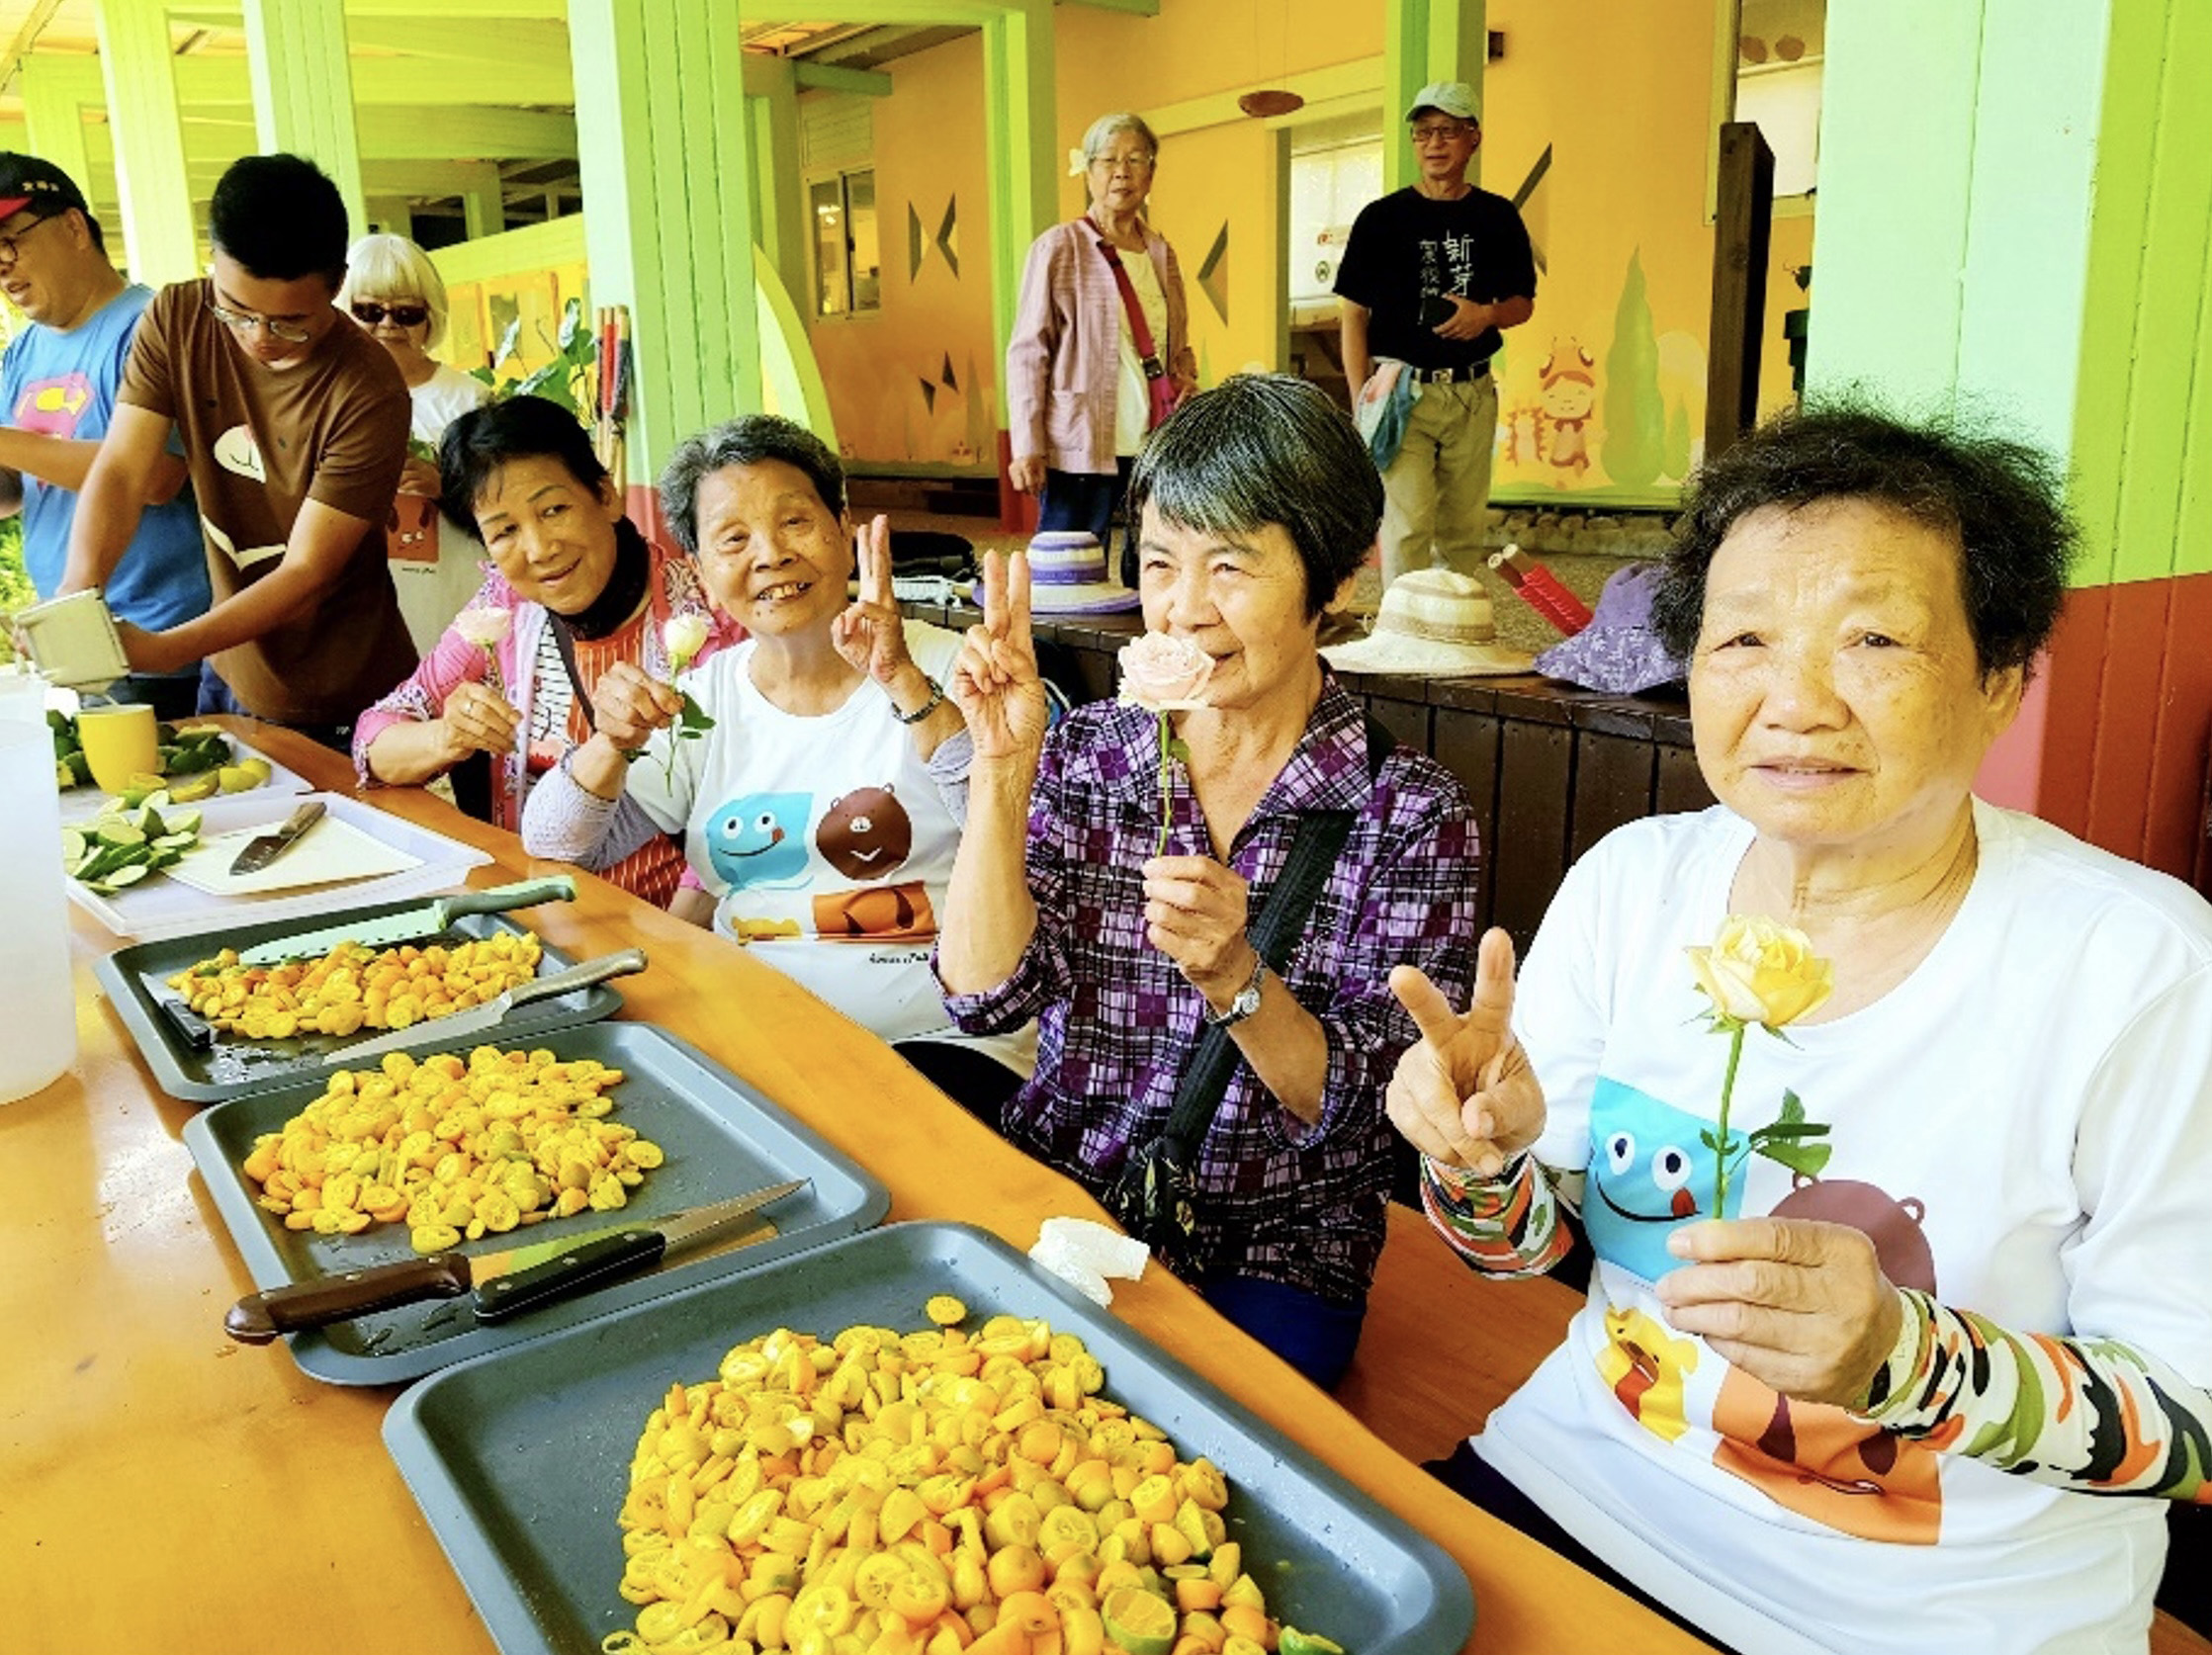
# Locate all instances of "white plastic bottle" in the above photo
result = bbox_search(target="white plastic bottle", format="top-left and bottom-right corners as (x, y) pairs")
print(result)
(0, 717), (77, 1102)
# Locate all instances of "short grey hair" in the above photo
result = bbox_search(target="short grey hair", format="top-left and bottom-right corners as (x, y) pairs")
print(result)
(658, 414), (846, 555)
(1125, 374), (1382, 619)
(1082, 111), (1160, 167)
(340, 232), (452, 347)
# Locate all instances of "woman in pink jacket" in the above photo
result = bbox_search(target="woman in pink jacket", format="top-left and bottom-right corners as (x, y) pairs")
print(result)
(1006, 112), (1197, 580)
(352, 395), (737, 908)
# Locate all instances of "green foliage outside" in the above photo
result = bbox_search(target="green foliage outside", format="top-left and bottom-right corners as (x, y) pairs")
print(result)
(1601, 250), (1666, 491)
(0, 518), (30, 661)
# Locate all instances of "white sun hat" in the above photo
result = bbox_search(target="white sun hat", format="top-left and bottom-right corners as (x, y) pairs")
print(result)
(1321, 567), (1535, 677)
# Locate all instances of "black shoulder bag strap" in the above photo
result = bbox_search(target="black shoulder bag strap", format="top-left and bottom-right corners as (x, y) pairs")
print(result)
(1105, 716), (1397, 1268)
(546, 615), (598, 735)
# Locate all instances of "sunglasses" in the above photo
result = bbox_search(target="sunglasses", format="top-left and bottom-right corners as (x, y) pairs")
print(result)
(352, 300), (429, 328)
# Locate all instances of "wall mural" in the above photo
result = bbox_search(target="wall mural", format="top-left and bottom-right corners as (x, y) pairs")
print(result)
(1196, 222), (1230, 324)
(907, 197), (962, 283)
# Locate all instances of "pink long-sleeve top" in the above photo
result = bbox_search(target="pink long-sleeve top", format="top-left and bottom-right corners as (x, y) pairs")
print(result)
(351, 527), (739, 906)
(1005, 218), (1190, 477)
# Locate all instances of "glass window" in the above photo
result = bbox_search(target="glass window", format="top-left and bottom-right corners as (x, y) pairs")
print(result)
(812, 177), (848, 317)
(811, 170), (881, 319)
(845, 170), (881, 313)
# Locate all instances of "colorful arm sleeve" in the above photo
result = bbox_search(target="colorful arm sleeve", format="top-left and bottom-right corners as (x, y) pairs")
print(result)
(1419, 1152), (1574, 1279)
(1861, 1286), (2212, 1503)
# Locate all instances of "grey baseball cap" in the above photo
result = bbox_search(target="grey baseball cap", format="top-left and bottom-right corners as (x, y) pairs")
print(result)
(1405, 81), (1480, 124)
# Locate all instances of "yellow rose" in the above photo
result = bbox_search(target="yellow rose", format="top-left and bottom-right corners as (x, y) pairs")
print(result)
(1685, 914), (1833, 1031)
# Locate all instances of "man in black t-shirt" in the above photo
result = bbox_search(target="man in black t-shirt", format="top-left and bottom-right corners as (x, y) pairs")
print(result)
(1335, 81), (1536, 587)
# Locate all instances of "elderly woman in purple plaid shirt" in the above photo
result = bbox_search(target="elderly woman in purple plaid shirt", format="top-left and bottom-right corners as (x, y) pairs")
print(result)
(935, 375), (1482, 1389)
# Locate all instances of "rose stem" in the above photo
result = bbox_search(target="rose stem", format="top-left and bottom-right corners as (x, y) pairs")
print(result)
(1711, 1019), (1746, 1220)
(1155, 710), (1172, 859)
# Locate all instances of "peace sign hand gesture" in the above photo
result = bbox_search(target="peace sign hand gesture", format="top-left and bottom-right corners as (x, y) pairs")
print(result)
(1385, 928), (1548, 1176)
(833, 514), (917, 687)
(949, 550), (1051, 764)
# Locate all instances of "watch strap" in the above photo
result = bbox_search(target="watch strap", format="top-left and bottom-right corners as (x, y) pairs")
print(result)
(891, 673), (945, 725)
(1201, 956), (1267, 1027)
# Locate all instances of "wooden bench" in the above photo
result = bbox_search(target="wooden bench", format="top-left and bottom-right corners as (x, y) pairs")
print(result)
(1338, 1207), (2212, 1654)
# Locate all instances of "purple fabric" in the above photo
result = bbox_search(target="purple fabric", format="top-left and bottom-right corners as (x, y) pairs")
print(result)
(937, 679), (1481, 1304)
(1534, 562), (1685, 694)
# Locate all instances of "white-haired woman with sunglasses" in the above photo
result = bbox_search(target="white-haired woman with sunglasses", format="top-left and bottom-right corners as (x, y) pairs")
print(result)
(341, 231), (490, 652)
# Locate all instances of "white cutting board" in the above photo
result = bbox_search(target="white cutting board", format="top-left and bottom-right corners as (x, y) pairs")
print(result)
(166, 813), (424, 897)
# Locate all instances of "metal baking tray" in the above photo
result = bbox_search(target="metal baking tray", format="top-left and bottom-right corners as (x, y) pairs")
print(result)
(385, 1221), (1475, 1655)
(182, 1020), (890, 1385)
(95, 906), (623, 1103)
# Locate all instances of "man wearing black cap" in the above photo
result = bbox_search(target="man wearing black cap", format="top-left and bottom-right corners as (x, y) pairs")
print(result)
(0, 154), (209, 718)
(61, 152), (414, 751)
(1336, 81), (1537, 589)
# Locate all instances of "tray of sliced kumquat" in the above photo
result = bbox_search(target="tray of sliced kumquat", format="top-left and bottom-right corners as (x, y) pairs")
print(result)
(382, 1223), (1474, 1655)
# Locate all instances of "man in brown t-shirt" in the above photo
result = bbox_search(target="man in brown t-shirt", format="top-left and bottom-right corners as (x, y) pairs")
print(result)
(62, 153), (414, 746)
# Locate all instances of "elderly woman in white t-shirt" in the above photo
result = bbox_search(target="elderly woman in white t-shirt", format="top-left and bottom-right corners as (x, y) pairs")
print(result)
(1385, 404), (2212, 1653)
(341, 231), (490, 651)
(519, 416), (1026, 1073)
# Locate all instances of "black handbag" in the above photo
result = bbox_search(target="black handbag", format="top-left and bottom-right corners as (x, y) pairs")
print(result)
(1103, 719), (1396, 1272)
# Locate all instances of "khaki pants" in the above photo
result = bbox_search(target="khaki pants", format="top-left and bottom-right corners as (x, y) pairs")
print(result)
(1379, 375), (1498, 584)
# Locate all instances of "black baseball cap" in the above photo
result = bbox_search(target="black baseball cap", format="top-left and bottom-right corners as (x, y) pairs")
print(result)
(0, 153), (90, 225)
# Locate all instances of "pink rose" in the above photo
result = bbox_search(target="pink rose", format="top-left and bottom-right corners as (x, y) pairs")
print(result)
(1116, 632), (1214, 713)
(454, 606), (511, 650)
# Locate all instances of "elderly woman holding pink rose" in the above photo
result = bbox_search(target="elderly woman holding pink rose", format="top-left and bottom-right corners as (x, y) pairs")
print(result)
(354, 394), (734, 907)
(937, 374), (1482, 1389)
(1385, 405), (2212, 1652)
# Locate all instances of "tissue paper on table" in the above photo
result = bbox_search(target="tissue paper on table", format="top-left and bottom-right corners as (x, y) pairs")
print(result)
(1029, 1217), (1149, 1307)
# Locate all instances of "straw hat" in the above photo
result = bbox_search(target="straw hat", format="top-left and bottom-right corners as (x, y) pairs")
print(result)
(982, 531), (1138, 615)
(1321, 568), (1535, 677)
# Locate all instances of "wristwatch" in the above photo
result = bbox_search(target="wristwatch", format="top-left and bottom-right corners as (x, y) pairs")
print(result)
(1202, 956), (1267, 1028)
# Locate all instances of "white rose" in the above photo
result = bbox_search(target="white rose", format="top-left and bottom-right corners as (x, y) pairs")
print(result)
(453, 606), (510, 649)
(663, 613), (710, 671)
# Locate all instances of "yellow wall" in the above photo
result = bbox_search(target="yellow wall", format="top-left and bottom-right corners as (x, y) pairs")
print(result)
(804, 34), (1000, 467)
(806, 0), (1814, 491)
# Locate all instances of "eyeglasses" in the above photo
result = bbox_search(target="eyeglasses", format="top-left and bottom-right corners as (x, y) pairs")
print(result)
(352, 300), (429, 328)
(1089, 151), (1156, 175)
(1410, 122), (1473, 144)
(0, 214), (53, 269)
(207, 298), (316, 344)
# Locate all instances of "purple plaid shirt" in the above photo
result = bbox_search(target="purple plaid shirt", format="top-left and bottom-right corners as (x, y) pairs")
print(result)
(940, 679), (1480, 1303)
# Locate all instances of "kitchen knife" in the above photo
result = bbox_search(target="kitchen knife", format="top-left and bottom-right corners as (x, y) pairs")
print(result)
(222, 1177), (808, 1344)
(319, 946), (648, 1066)
(227, 799), (327, 876)
(237, 876), (579, 965)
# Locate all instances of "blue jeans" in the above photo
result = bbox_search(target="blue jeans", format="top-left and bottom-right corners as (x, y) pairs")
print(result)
(196, 662), (355, 756)
(1199, 1274), (1367, 1392)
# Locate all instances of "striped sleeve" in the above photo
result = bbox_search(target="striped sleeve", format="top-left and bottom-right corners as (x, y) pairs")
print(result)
(1420, 1152), (1573, 1279)
(1859, 1287), (2212, 1503)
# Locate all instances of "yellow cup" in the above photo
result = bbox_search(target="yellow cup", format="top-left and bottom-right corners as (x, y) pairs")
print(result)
(76, 703), (161, 796)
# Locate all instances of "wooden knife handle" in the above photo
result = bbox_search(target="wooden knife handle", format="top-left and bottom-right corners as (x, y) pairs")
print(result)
(224, 1254), (474, 1345)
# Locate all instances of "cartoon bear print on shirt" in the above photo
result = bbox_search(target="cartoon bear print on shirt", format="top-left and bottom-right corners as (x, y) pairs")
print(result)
(815, 786), (913, 881)
(1710, 1175), (1945, 1543)
(704, 792), (813, 892)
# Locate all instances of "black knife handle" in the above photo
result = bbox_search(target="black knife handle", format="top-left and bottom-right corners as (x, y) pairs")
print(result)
(159, 996), (216, 1050)
(473, 1228), (667, 1322)
(225, 1253), (474, 1345)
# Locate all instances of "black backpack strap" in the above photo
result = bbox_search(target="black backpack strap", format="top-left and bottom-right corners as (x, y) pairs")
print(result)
(546, 614), (597, 734)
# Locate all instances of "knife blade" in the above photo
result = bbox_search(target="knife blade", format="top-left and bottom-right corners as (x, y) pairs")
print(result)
(223, 1177), (807, 1344)
(227, 799), (327, 876)
(238, 876), (578, 965)
(319, 946), (648, 1066)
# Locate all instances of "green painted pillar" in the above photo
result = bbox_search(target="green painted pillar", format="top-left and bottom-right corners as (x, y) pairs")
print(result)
(1382, 0), (1487, 193)
(1808, 0), (2212, 873)
(242, 0), (368, 235)
(570, 0), (760, 485)
(741, 57), (811, 318)
(457, 162), (505, 242)
(982, 0), (1057, 360)
(21, 64), (96, 206)
(93, 0), (200, 286)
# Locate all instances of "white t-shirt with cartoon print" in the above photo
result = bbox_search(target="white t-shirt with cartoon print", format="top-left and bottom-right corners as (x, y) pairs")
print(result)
(624, 621), (1026, 1069)
(1476, 801), (2212, 1655)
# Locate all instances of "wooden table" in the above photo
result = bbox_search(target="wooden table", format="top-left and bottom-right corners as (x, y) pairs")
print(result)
(1, 720), (1706, 1655)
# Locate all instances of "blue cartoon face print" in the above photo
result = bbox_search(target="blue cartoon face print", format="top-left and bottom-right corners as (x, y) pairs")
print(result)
(1583, 1077), (1749, 1283)
(704, 792), (813, 891)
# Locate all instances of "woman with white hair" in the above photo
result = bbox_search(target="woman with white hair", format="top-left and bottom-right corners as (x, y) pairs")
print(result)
(1006, 112), (1196, 582)
(341, 230), (491, 651)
